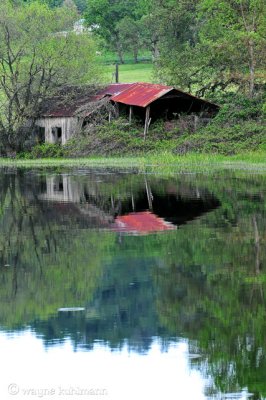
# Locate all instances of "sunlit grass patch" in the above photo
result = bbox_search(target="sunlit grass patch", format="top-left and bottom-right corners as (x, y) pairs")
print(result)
(103, 63), (153, 83)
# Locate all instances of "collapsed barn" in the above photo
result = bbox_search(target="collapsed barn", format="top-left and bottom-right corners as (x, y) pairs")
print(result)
(35, 83), (219, 144)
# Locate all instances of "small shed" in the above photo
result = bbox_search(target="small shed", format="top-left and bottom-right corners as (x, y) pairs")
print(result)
(35, 83), (219, 144)
(35, 89), (104, 145)
(110, 83), (219, 113)
(34, 85), (129, 145)
(109, 82), (219, 136)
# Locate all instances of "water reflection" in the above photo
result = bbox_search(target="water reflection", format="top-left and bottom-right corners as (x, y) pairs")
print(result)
(0, 168), (266, 399)
(0, 332), (208, 400)
(38, 173), (220, 232)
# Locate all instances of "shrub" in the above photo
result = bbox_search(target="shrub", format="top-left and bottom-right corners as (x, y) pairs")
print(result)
(17, 143), (65, 159)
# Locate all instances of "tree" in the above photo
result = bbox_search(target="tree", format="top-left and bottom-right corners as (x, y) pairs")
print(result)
(15, 0), (88, 12)
(72, 0), (87, 13)
(139, 13), (160, 61)
(0, 0), (101, 153)
(154, 0), (266, 97)
(117, 17), (142, 63)
(12, 0), (64, 5)
(198, 0), (266, 97)
(62, 0), (77, 12)
(84, 0), (140, 63)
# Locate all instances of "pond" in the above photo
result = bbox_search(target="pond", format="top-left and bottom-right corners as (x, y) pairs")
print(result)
(0, 167), (265, 400)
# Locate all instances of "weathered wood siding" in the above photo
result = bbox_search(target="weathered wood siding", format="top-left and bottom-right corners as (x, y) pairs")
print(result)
(35, 117), (80, 144)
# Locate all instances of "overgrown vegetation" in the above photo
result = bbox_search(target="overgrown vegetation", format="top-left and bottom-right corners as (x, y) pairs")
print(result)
(16, 92), (265, 159)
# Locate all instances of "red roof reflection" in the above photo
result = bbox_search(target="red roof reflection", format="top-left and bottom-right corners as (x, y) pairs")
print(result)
(113, 211), (176, 235)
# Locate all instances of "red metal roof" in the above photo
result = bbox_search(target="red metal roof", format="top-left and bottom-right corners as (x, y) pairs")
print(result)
(110, 83), (173, 108)
(40, 82), (219, 117)
(97, 83), (134, 97)
(113, 211), (176, 234)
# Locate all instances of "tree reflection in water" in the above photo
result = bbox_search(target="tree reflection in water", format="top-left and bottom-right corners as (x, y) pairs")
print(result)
(0, 168), (265, 398)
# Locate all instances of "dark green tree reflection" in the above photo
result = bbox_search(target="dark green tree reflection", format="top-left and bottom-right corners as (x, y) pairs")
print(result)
(153, 199), (266, 397)
(0, 168), (265, 398)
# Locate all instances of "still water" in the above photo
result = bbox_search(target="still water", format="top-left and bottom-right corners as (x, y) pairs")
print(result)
(0, 167), (265, 399)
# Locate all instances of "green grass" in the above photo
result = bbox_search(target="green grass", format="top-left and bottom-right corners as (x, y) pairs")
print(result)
(103, 63), (153, 83)
(1, 152), (266, 174)
(101, 50), (152, 64)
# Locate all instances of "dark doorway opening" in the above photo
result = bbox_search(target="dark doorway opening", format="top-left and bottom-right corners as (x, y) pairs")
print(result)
(52, 127), (63, 144)
(37, 127), (45, 144)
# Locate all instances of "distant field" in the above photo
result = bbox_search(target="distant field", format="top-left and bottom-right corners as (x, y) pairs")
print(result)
(103, 63), (153, 83)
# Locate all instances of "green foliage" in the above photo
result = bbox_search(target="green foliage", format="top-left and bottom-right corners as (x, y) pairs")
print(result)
(61, 119), (176, 157)
(154, 0), (266, 97)
(84, 0), (150, 63)
(18, 143), (65, 158)
(116, 17), (143, 62)
(0, 0), (101, 152)
(16, 0), (87, 12)
(175, 123), (266, 155)
(172, 93), (266, 155)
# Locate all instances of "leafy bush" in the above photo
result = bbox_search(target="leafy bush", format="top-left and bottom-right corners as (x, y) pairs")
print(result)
(210, 92), (265, 125)
(17, 144), (65, 159)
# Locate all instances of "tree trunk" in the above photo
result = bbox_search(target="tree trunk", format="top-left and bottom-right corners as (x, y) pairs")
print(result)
(151, 38), (159, 61)
(116, 41), (124, 64)
(248, 39), (256, 98)
(133, 47), (138, 63)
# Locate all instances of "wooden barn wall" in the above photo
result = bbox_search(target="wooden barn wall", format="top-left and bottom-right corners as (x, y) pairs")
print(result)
(35, 117), (80, 144)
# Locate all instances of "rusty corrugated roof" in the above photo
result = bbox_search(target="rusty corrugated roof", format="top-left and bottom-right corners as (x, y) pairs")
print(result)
(111, 82), (173, 108)
(97, 83), (134, 97)
(40, 82), (219, 117)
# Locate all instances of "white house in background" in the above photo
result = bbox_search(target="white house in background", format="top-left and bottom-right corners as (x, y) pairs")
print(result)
(73, 19), (88, 34)
(54, 19), (91, 38)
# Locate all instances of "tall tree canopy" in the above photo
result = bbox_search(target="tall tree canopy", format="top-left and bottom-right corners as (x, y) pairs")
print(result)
(0, 0), (101, 153)
(12, 0), (87, 12)
(154, 0), (266, 97)
(84, 0), (143, 63)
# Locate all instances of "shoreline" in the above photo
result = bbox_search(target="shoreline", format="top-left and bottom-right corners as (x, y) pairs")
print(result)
(0, 152), (265, 173)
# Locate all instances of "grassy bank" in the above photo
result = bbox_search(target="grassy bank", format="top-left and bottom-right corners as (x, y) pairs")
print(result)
(1, 152), (266, 174)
